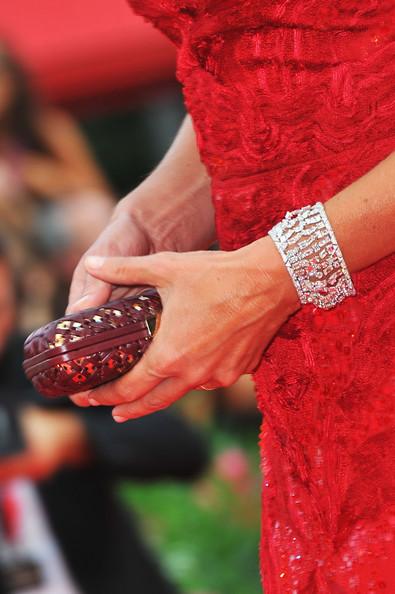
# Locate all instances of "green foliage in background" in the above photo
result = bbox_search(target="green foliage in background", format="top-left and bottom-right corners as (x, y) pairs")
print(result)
(121, 427), (262, 594)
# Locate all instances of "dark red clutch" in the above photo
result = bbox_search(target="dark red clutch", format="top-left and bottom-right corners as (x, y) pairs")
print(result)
(23, 289), (162, 398)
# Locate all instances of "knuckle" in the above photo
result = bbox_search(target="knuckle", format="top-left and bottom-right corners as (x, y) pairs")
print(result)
(152, 252), (170, 269)
(70, 394), (89, 407)
(145, 356), (172, 379)
(146, 349), (183, 378)
(152, 251), (180, 273)
(215, 369), (240, 388)
(115, 381), (133, 401)
(166, 351), (186, 373)
(114, 262), (130, 278)
(144, 395), (167, 411)
(184, 368), (204, 387)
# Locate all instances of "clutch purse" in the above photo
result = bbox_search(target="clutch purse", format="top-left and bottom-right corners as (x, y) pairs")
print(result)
(23, 289), (162, 398)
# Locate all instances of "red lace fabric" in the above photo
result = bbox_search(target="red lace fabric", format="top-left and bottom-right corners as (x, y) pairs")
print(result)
(129, 2), (395, 592)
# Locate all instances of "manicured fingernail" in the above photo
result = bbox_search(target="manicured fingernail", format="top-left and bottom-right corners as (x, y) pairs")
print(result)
(85, 256), (105, 269)
(89, 398), (100, 406)
(113, 415), (127, 423)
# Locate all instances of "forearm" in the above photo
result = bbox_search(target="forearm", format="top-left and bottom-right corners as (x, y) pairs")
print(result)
(247, 149), (395, 313)
(324, 150), (395, 273)
(117, 115), (216, 251)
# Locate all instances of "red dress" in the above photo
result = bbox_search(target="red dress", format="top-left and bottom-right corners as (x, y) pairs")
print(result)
(128, 2), (395, 592)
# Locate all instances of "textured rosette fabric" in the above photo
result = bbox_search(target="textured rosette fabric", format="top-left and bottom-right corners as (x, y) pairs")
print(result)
(129, 2), (395, 591)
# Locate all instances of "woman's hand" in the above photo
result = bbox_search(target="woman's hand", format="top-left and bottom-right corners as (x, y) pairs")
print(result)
(67, 114), (215, 316)
(67, 204), (159, 408)
(66, 112), (216, 405)
(77, 237), (299, 421)
(67, 207), (153, 314)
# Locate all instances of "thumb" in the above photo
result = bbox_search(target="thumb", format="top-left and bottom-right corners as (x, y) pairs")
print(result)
(67, 259), (112, 314)
(84, 254), (170, 287)
(67, 279), (111, 314)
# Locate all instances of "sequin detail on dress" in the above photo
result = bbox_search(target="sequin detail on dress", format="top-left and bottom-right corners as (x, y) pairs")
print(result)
(129, 2), (395, 592)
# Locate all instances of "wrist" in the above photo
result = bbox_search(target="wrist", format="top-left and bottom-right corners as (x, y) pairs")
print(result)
(243, 235), (301, 317)
(268, 203), (356, 309)
(115, 176), (216, 252)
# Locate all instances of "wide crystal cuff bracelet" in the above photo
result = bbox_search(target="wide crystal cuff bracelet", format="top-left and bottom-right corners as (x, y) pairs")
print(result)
(268, 202), (356, 309)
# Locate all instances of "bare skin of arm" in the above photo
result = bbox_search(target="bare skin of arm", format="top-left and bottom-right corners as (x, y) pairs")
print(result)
(124, 113), (216, 253)
(20, 109), (112, 198)
(76, 147), (395, 420)
(324, 152), (395, 272)
(69, 110), (395, 422)
(246, 148), (395, 292)
(67, 114), (215, 312)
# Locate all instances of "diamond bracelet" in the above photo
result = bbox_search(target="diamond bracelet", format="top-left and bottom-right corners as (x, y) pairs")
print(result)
(268, 202), (356, 309)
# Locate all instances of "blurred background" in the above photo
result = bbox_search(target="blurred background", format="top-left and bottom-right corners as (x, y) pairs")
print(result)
(0, 1), (262, 593)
